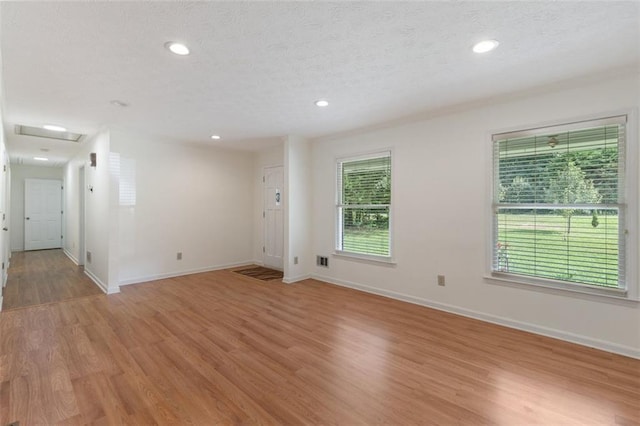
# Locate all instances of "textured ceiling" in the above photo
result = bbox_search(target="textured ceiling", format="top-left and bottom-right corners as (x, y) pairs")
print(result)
(1, 1), (639, 163)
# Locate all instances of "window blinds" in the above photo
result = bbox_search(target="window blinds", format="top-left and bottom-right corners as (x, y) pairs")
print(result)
(337, 153), (391, 257)
(492, 116), (626, 288)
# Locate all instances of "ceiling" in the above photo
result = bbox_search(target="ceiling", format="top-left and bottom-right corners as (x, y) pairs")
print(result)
(1, 1), (638, 166)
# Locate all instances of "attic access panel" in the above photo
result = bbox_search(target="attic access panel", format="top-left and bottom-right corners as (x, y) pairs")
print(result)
(15, 125), (84, 142)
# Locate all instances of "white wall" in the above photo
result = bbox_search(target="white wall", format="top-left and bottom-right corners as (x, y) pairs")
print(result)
(310, 73), (640, 357)
(284, 136), (312, 282)
(111, 129), (255, 285)
(63, 159), (82, 263)
(253, 143), (284, 264)
(9, 164), (63, 251)
(64, 130), (115, 293)
(0, 22), (8, 300)
(0, 108), (9, 293)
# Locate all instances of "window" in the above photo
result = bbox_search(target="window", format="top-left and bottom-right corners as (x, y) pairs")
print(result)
(336, 152), (391, 259)
(492, 115), (627, 292)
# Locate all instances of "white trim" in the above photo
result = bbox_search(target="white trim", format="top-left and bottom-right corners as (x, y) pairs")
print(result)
(0, 295), (3, 311)
(3, 260), (8, 287)
(263, 165), (285, 271)
(485, 275), (638, 304)
(493, 114), (627, 140)
(118, 260), (255, 286)
(333, 251), (396, 266)
(313, 273), (640, 360)
(487, 108), (638, 300)
(335, 149), (394, 259)
(63, 248), (79, 266)
(489, 108), (635, 142)
(623, 108), (639, 300)
(23, 178), (64, 251)
(84, 268), (115, 294)
(68, 250), (119, 294)
(336, 149), (392, 163)
(282, 273), (311, 284)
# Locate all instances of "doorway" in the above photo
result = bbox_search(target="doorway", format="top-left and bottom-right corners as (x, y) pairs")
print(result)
(263, 166), (284, 270)
(1, 148), (8, 293)
(24, 178), (62, 250)
(78, 166), (85, 265)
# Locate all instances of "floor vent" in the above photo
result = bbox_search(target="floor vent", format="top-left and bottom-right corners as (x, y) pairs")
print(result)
(316, 256), (329, 267)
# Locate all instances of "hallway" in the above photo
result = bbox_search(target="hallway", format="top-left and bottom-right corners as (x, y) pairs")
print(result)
(2, 249), (102, 310)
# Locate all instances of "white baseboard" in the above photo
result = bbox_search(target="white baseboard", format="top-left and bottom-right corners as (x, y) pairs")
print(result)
(118, 260), (256, 286)
(106, 285), (120, 294)
(313, 274), (640, 360)
(63, 249), (80, 265)
(0, 295), (3, 311)
(283, 273), (311, 284)
(83, 269), (119, 294)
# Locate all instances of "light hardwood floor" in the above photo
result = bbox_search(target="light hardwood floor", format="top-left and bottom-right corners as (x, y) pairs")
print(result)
(2, 249), (102, 311)
(1, 267), (639, 425)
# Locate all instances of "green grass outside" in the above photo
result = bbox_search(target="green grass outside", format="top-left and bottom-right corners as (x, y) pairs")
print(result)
(342, 213), (619, 287)
(342, 227), (390, 256)
(496, 213), (619, 287)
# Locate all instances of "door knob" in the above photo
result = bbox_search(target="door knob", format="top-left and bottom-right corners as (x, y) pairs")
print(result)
(25, 217), (30, 220)
(2, 227), (7, 231)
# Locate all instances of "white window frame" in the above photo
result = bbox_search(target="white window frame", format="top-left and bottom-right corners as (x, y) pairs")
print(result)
(486, 110), (638, 301)
(335, 150), (394, 264)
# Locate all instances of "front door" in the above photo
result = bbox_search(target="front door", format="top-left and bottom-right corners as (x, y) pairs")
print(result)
(24, 179), (62, 251)
(263, 166), (284, 270)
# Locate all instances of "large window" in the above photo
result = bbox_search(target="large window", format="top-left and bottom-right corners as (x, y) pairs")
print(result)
(336, 152), (391, 259)
(492, 116), (627, 291)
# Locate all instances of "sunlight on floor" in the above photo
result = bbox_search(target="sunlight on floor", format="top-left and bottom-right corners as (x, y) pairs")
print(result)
(490, 369), (617, 424)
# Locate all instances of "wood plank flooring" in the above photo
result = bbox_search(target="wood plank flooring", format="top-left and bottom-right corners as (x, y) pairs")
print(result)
(1, 267), (639, 425)
(2, 250), (103, 311)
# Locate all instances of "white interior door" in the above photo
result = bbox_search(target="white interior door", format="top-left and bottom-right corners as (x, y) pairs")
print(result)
(263, 166), (284, 270)
(24, 179), (62, 251)
(1, 149), (8, 288)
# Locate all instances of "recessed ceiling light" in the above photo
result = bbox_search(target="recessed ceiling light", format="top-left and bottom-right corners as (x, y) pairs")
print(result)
(472, 39), (500, 53)
(110, 100), (130, 107)
(210, 135), (221, 140)
(315, 100), (329, 107)
(43, 124), (67, 132)
(33, 157), (49, 161)
(165, 42), (190, 56)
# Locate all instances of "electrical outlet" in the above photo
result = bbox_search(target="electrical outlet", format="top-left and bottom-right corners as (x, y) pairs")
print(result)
(294, 256), (298, 265)
(177, 252), (183, 260)
(86, 251), (92, 263)
(437, 275), (445, 286)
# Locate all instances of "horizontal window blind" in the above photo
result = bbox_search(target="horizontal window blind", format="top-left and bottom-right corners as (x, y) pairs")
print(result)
(337, 153), (391, 257)
(493, 116), (626, 288)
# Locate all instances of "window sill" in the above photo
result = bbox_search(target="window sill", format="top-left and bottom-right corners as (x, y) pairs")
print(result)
(485, 273), (639, 303)
(333, 251), (397, 266)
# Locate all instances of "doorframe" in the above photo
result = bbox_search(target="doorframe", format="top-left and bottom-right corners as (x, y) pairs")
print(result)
(263, 165), (284, 270)
(1, 150), (8, 292)
(24, 178), (63, 251)
(78, 166), (85, 266)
